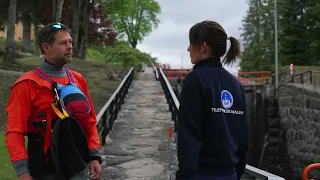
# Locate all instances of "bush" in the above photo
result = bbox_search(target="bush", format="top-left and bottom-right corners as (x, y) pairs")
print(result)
(103, 42), (154, 69)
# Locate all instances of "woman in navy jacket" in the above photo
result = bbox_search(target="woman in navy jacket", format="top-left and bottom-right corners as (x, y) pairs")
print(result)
(176, 20), (249, 180)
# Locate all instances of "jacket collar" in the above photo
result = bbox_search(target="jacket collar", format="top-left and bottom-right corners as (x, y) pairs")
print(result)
(38, 59), (66, 78)
(193, 56), (222, 70)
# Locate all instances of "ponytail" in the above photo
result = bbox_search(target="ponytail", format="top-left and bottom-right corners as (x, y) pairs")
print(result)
(222, 36), (241, 65)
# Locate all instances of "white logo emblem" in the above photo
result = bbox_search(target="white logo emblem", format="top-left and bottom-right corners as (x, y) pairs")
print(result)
(221, 90), (233, 109)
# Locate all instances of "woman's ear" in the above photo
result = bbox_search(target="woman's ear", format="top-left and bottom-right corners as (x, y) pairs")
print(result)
(201, 41), (208, 53)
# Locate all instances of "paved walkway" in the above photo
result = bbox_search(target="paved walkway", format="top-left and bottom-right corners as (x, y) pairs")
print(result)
(101, 67), (177, 180)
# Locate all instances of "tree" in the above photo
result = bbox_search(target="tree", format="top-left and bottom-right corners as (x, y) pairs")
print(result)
(278, 0), (310, 66)
(88, 4), (117, 47)
(239, 0), (275, 72)
(0, 0), (9, 31)
(240, 0), (320, 72)
(0, 0), (117, 60)
(17, 0), (35, 53)
(306, 1), (320, 65)
(103, 42), (154, 68)
(98, 0), (161, 48)
(61, 0), (116, 59)
(3, 0), (17, 67)
(52, 0), (65, 23)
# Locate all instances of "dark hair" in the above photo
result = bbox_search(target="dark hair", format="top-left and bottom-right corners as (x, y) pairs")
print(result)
(37, 23), (70, 54)
(189, 20), (241, 65)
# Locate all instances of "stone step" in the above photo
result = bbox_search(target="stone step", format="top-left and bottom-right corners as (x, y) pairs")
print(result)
(100, 67), (177, 180)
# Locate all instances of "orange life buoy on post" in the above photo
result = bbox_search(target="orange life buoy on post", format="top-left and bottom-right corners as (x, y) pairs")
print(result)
(302, 163), (320, 180)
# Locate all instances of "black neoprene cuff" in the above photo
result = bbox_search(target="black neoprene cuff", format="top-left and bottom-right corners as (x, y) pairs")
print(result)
(91, 156), (102, 164)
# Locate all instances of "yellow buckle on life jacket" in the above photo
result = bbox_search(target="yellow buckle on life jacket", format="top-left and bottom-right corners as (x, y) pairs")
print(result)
(51, 100), (69, 120)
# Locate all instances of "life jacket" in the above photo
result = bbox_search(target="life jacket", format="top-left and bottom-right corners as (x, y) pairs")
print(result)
(12, 67), (92, 179)
(30, 67), (92, 154)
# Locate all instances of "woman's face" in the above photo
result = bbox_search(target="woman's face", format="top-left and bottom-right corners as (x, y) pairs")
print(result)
(187, 42), (209, 64)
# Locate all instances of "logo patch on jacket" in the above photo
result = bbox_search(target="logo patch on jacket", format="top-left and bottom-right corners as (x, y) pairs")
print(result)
(221, 90), (233, 109)
(211, 89), (244, 115)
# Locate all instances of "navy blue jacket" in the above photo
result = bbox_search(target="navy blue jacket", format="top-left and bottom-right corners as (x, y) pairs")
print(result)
(176, 57), (249, 180)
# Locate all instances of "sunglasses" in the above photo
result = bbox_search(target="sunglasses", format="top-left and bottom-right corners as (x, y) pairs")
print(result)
(46, 23), (66, 43)
(51, 23), (65, 31)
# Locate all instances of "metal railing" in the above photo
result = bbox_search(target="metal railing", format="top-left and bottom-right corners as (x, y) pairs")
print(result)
(141, 62), (146, 72)
(158, 68), (179, 131)
(154, 65), (159, 80)
(156, 67), (285, 180)
(238, 71), (273, 85)
(290, 70), (320, 92)
(245, 165), (285, 180)
(96, 67), (135, 145)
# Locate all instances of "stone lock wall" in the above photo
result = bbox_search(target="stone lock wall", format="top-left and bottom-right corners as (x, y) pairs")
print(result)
(278, 83), (320, 179)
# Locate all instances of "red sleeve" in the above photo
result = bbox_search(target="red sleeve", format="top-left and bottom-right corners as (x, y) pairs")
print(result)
(5, 80), (36, 164)
(78, 75), (101, 150)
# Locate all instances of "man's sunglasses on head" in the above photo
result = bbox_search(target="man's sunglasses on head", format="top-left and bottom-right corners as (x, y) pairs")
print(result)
(46, 23), (66, 43)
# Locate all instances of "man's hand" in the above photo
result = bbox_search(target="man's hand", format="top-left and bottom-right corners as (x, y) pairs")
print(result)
(89, 160), (102, 180)
(18, 173), (33, 180)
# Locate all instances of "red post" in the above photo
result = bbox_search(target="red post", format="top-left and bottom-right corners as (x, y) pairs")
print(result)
(168, 126), (173, 141)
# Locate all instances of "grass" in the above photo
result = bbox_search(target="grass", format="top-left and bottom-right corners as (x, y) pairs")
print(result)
(0, 135), (17, 179)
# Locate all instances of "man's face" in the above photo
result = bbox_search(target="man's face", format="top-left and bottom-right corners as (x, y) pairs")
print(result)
(45, 30), (73, 66)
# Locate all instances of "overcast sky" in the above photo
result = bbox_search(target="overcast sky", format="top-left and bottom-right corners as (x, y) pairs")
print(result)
(136, 0), (249, 75)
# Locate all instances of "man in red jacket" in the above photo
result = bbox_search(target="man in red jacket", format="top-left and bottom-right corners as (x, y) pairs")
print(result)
(5, 23), (102, 180)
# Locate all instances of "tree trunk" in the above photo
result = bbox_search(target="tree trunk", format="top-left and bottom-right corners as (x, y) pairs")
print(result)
(131, 39), (137, 49)
(22, 20), (32, 53)
(72, 0), (80, 57)
(52, 0), (57, 22)
(55, 0), (64, 23)
(3, 0), (17, 67)
(77, 0), (84, 57)
(80, 0), (90, 59)
(32, 0), (39, 57)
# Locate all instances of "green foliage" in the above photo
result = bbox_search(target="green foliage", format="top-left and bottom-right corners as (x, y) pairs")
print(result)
(240, 0), (320, 72)
(103, 43), (154, 69)
(86, 48), (106, 62)
(240, 0), (275, 72)
(98, 0), (161, 48)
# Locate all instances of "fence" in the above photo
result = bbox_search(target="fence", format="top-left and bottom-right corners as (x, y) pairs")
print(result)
(291, 70), (320, 92)
(95, 67), (134, 145)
